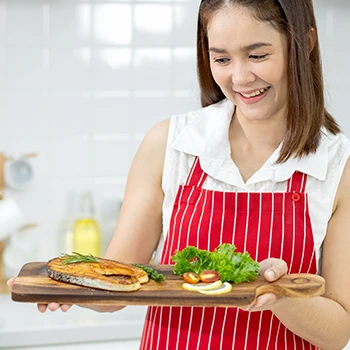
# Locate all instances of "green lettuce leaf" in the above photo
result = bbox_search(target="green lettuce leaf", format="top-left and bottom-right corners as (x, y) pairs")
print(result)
(171, 243), (260, 284)
(172, 246), (212, 275)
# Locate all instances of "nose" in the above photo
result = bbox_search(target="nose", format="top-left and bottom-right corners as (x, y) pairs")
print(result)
(230, 61), (256, 87)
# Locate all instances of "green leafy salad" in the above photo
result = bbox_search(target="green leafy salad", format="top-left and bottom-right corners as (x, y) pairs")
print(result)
(171, 243), (260, 284)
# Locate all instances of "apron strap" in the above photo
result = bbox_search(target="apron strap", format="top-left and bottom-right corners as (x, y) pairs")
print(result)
(185, 156), (207, 188)
(287, 171), (307, 193)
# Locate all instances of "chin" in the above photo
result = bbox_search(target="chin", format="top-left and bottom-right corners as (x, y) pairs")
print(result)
(244, 115), (270, 122)
(237, 108), (273, 122)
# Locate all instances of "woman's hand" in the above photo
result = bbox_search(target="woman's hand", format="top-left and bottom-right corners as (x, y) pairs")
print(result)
(7, 277), (124, 313)
(37, 302), (72, 313)
(242, 258), (288, 312)
(7, 276), (72, 313)
(7, 277), (72, 312)
(36, 302), (124, 313)
(35, 302), (124, 313)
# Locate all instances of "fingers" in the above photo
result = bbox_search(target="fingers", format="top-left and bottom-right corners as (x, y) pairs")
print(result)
(37, 303), (72, 313)
(60, 304), (72, 312)
(6, 277), (16, 288)
(47, 302), (61, 311)
(7, 276), (71, 313)
(37, 304), (48, 313)
(244, 293), (279, 312)
(249, 293), (278, 311)
(239, 259), (288, 312)
(259, 258), (288, 282)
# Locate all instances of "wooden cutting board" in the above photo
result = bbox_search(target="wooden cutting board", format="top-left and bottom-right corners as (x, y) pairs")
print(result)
(11, 262), (325, 307)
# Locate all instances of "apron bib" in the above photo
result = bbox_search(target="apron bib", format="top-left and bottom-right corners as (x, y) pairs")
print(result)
(140, 157), (318, 350)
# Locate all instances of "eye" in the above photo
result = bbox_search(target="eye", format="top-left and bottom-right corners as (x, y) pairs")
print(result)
(249, 54), (269, 61)
(212, 57), (230, 65)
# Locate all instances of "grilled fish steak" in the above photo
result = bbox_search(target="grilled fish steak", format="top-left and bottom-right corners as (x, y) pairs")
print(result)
(124, 264), (149, 284)
(47, 257), (148, 292)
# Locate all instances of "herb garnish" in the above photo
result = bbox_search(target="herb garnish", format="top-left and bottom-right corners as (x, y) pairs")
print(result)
(60, 252), (100, 265)
(171, 243), (260, 284)
(133, 264), (166, 283)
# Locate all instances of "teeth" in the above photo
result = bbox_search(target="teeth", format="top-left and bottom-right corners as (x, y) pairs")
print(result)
(241, 87), (269, 98)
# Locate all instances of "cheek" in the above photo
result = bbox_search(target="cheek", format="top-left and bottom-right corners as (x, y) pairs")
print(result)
(261, 61), (288, 86)
(210, 66), (230, 87)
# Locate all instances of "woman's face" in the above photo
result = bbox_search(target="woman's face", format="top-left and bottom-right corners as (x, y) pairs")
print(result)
(207, 5), (288, 123)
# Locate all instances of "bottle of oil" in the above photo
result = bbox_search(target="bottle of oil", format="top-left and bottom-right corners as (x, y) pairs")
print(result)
(73, 192), (102, 256)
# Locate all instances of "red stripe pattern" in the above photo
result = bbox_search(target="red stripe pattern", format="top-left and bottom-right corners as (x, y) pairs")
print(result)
(140, 157), (318, 350)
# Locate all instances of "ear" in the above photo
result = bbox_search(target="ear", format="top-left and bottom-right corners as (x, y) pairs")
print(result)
(308, 27), (317, 55)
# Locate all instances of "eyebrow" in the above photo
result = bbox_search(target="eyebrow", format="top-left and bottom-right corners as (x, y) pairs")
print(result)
(209, 42), (273, 53)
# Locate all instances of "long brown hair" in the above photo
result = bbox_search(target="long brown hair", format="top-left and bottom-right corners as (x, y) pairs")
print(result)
(197, 0), (340, 162)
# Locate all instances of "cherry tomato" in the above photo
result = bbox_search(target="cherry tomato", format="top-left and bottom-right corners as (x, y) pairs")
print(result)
(200, 270), (220, 283)
(183, 272), (200, 284)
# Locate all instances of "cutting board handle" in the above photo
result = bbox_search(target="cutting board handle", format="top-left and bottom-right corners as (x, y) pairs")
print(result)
(256, 273), (325, 299)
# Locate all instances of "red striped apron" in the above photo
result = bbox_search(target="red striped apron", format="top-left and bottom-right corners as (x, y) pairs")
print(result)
(140, 157), (318, 350)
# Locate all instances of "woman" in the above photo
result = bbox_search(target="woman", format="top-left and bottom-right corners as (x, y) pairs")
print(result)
(9, 0), (350, 349)
(130, 1), (350, 348)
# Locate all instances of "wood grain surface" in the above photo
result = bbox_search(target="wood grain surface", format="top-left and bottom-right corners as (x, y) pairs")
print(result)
(11, 262), (325, 307)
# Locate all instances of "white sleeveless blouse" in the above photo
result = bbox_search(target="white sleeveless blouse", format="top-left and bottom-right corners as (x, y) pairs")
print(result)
(155, 98), (350, 271)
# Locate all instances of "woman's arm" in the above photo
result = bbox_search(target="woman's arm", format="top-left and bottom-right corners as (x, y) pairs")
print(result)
(104, 118), (170, 263)
(265, 157), (350, 350)
(79, 119), (170, 312)
(9, 118), (171, 313)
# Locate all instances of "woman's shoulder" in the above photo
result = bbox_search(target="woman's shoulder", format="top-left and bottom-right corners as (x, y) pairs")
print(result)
(141, 104), (205, 159)
(135, 119), (170, 164)
(331, 146), (350, 214)
(144, 118), (171, 142)
(169, 98), (233, 141)
(331, 132), (350, 188)
(323, 130), (350, 167)
(169, 104), (205, 133)
(319, 130), (350, 213)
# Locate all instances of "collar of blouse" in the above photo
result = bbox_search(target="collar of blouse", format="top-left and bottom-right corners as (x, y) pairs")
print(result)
(171, 98), (330, 187)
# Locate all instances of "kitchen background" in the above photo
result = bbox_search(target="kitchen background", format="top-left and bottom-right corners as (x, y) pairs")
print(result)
(0, 0), (349, 349)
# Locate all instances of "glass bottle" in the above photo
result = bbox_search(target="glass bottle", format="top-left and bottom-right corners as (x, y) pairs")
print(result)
(73, 192), (102, 256)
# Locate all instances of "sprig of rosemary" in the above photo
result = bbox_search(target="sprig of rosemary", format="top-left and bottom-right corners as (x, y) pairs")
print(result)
(60, 252), (100, 265)
(133, 264), (166, 283)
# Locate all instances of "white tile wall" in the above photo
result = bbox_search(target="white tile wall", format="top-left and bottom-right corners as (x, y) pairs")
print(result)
(0, 0), (349, 349)
(314, 0), (350, 136)
(0, 0), (349, 284)
(0, 0), (348, 253)
(0, 0), (201, 262)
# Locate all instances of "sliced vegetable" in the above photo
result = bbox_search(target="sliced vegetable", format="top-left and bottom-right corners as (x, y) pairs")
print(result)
(200, 270), (220, 283)
(198, 282), (232, 295)
(183, 272), (200, 284)
(182, 280), (222, 291)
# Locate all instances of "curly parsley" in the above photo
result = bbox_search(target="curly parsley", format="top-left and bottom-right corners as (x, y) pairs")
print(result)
(132, 264), (165, 283)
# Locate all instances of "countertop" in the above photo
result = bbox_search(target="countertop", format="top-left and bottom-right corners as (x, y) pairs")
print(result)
(2, 292), (349, 349)
(0, 293), (147, 349)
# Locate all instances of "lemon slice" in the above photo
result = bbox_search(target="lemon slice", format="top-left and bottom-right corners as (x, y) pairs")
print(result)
(198, 282), (232, 295)
(182, 280), (222, 291)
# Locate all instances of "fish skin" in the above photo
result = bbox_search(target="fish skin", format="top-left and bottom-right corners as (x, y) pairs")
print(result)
(47, 257), (147, 292)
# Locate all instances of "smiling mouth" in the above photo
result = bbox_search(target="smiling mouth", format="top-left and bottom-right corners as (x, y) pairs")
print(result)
(238, 86), (271, 98)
